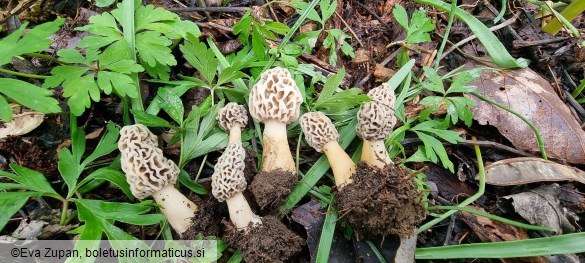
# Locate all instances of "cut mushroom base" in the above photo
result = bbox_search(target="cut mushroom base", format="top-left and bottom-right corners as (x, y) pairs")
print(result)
(260, 119), (296, 173)
(152, 185), (198, 235)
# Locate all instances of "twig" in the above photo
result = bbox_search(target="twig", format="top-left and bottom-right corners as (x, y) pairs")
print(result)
(352, 0), (392, 31)
(196, 21), (234, 32)
(512, 37), (570, 48)
(334, 11), (363, 47)
(167, 6), (249, 13)
(440, 14), (518, 60)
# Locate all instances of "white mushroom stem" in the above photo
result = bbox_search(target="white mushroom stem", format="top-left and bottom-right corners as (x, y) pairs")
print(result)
(228, 126), (242, 145)
(261, 119), (296, 173)
(322, 141), (355, 189)
(152, 184), (198, 235)
(361, 139), (392, 169)
(225, 192), (262, 230)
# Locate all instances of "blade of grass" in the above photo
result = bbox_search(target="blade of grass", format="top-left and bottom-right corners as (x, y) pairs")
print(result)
(434, 0), (457, 70)
(412, 0), (529, 69)
(493, 0), (506, 23)
(571, 79), (585, 98)
(415, 232), (585, 259)
(279, 117), (358, 215)
(315, 198), (337, 263)
(365, 241), (388, 263)
(538, 0), (582, 36)
(226, 250), (243, 263)
(428, 206), (553, 232)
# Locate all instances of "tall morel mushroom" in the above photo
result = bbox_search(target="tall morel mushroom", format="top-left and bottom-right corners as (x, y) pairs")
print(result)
(248, 67), (303, 209)
(300, 112), (355, 189)
(217, 102), (248, 145)
(119, 124), (197, 236)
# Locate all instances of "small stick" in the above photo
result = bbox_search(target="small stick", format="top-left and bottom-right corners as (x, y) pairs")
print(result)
(334, 11), (363, 47)
(512, 37), (570, 48)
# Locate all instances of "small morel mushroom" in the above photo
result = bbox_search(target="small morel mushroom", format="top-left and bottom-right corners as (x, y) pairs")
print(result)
(356, 100), (396, 169)
(212, 138), (304, 263)
(217, 102), (248, 145)
(299, 112), (355, 189)
(119, 124), (197, 236)
(248, 67), (303, 209)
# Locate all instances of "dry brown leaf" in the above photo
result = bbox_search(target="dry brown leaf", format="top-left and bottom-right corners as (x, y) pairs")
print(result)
(482, 157), (585, 186)
(0, 105), (44, 138)
(466, 63), (585, 163)
(503, 184), (579, 234)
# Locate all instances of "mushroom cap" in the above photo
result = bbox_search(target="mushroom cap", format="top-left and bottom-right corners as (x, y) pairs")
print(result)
(119, 124), (179, 200)
(212, 143), (247, 202)
(367, 83), (396, 109)
(356, 101), (397, 141)
(248, 67), (303, 124)
(299, 112), (339, 152)
(217, 102), (248, 132)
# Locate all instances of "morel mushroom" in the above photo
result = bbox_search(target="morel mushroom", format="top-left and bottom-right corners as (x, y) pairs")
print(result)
(248, 67), (303, 208)
(217, 102), (248, 145)
(119, 124), (197, 236)
(213, 141), (303, 263)
(299, 112), (355, 189)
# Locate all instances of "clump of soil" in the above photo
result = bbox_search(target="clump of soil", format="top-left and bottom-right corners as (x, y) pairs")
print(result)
(0, 137), (58, 179)
(249, 169), (297, 211)
(335, 162), (427, 240)
(182, 195), (226, 239)
(243, 148), (258, 183)
(223, 216), (304, 263)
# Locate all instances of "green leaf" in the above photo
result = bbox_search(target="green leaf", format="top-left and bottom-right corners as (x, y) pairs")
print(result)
(136, 31), (176, 67)
(0, 19), (65, 66)
(421, 66), (445, 94)
(0, 192), (41, 231)
(58, 148), (81, 197)
(216, 66), (248, 87)
(447, 69), (482, 94)
(415, 131), (455, 172)
(292, 0), (322, 24)
(233, 12), (253, 45)
(155, 88), (184, 124)
(96, 0), (116, 7)
(134, 4), (178, 32)
(57, 48), (89, 65)
(97, 71), (140, 97)
(178, 170), (207, 195)
(63, 74), (100, 116)
(180, 103), (227, 168)
(406, 9), (435, 44)
(320, 0), (337, 23)
(315, 199), (337, 262)
(180, 38), (218, 84)
(413, 0), (529, 68)
(43, 66), (89, 89)
(0, 164), (58, 195)
(167, 19), (202, 39)
(74, 198), (164, 225)
(82, 122), (120, 166)
(0, 79), (61, 121)
(0, 96), (11, 121)
(130, 109), (173, 128)
(393, 4), (409, 30)
(314, 68), (345, 107)
(78, 167), (134, 199)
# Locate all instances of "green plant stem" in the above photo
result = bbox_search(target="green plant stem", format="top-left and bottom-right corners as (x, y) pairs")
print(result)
(121, 0), (144, 115)
(0, 68), (48, 79)
(434, 0), (457, 70)
(428, 206), (553, 231)
(60, 200), (69, 225)
(24, 53), (67, 65)
(470, 91), (547, 160)
(194, 154), (208, 182)
(295, 131), (303, 175)
(418, 137), (485, 233)
(571, 79), (585, 98)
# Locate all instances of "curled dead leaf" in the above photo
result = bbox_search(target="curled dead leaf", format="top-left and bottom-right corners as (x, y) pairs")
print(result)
(466, 62), (585, 163)
(0, 105), (44, 138)
(481, 157), (585, 186)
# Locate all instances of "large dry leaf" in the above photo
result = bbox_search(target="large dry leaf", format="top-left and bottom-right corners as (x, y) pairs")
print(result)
(503, 184), (579, 234)
(482, 157), (585, 186)
(466, 63), (585, 163)
(0, 105), (44, 138)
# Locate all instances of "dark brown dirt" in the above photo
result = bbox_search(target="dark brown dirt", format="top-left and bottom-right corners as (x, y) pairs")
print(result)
(335, 162), (426, 240)
(223, 216), (304, 263)
(243, 148), (258, 183)
(182, 195), (226, 239)
(0, 137), (58, 179)
(249, 169), (297, 212)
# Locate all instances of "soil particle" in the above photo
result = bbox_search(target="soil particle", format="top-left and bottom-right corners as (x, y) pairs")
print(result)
(182, 195), (226, 239)
(223, 216), (304, 263)
(335, 162), (426, 240)
(0, 137), (58, 179)
(249, 169), (297, 211)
